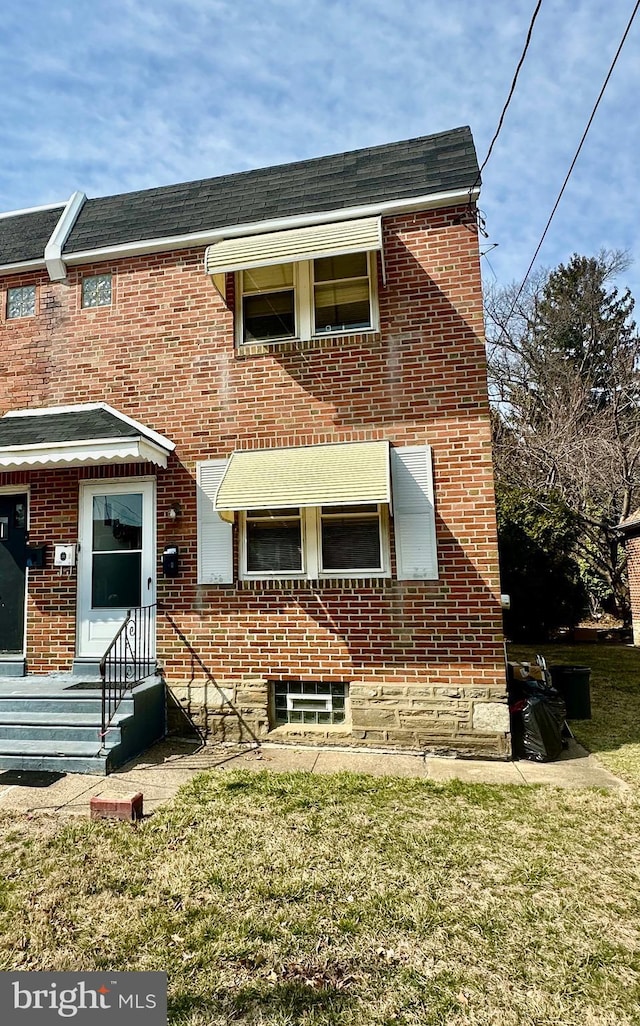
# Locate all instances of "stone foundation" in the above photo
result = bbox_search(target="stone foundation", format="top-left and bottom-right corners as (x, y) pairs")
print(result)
(165, 671), (511, 759)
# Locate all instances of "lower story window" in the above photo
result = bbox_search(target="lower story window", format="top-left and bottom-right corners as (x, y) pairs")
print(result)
(241, 505), (388, 579)
(320, 504), (382, 572)
(245, 508), (302, 572)
(273, 681), (347, 725)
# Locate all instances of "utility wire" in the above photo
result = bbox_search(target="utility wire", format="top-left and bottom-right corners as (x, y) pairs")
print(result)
(508, 0), (640, 315)
(469, 0), (544, 199)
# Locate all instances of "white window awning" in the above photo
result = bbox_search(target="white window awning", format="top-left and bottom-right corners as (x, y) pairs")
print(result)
(205, 216), (383, 278)
(215, 440), (391, 511)
(0, 403), (175, 470)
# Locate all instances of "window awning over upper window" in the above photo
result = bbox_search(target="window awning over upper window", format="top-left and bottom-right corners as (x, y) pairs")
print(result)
(0, 403), (175, 469)
(215, 440), (391, 511)
(205, 217), (383, 277)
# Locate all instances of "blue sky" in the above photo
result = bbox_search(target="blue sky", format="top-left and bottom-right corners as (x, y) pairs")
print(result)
(2, 0), (639, 299)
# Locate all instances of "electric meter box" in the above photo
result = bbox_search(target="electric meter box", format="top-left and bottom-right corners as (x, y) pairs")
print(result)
(54, 543), (76, 567)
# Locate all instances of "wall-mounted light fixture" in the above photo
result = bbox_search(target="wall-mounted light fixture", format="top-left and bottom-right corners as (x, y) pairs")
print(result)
(167, 502), (182, 520)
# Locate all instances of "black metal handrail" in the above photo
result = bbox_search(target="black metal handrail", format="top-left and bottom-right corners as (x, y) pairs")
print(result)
(100, 603), (157, 740)
(158, 603), (261, 745)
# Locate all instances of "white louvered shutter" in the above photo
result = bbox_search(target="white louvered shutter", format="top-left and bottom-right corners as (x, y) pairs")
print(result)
(196, 460), (233, 584)
(391, 445), (438, 580)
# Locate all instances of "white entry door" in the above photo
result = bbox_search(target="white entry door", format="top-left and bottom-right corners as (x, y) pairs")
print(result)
(77, 479), (156, 659)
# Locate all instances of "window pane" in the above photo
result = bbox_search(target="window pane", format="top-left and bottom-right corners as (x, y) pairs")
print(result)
(243, 264), (293, 293)
(92, 552), (141, 608)
(82, 274), (112, 308)
(7, 285), (36, 319)
(247, 508), (300, 519)
(243, 290), (295, 342)
(92, 494), (143, 551)
(321, 515), (381, 570)
(321, 504), (378, 514)
(246, 517), (302, 571)
(314, 280), (370, 333)
(314, 252), (368, 281)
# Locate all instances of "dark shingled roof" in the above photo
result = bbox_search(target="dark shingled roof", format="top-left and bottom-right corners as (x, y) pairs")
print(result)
(65, 127), (478, 253)
(618, 509), (640, 534)
(0, 206), (64, 266)
(0, 127), (479, 266)
(0, 409), (139, 447)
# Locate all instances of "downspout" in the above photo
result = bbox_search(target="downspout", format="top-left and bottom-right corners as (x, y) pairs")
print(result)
(44, 191), (86, 282)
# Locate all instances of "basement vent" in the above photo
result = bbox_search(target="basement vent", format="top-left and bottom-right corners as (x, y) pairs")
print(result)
(273, 681), (347, 725)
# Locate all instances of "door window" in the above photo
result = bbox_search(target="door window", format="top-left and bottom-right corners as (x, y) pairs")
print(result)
(91, 493), (143, 608)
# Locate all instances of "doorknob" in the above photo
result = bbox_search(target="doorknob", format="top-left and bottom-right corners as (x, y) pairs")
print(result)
(147, 577), (153, 590)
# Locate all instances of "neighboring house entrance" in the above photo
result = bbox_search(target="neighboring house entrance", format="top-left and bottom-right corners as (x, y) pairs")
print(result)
(77, 479), (156, 659)
(0, 492), (28, 655)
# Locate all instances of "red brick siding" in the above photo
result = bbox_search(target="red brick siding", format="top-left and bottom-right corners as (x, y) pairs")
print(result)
(624, 534), (640, 646)
(1, 205), (506, 751)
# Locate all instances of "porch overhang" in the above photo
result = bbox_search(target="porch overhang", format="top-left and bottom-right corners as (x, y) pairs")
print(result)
(215, 440), (391, 511)
(0, 403), (175, 470)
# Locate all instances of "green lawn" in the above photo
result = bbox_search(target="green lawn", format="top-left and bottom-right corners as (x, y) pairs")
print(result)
(1, 644), (639, 1024)
(1, 770), (639, 1025)
(508, 642), (640, 784)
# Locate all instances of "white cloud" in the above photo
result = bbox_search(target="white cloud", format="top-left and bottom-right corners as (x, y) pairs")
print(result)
(0, 0), (639, 296)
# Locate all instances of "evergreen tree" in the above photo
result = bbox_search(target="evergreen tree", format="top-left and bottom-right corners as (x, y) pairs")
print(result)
(486, 251), (640, 621)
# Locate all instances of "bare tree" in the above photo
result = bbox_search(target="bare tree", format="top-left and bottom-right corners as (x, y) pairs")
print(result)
(486, 251), (640, 618)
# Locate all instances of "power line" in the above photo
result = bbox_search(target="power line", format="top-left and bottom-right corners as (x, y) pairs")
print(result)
(470, 0), (544, 199)
(508, 0), (640, 315)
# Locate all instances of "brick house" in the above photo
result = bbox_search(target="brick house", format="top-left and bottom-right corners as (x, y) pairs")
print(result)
(618, 512), (640, 646)
(0, 126), (509, 768)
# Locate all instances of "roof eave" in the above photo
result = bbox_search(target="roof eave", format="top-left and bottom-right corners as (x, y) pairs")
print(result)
(616, 515), (640, 536)
(0, 437), (170, 470)
(0, 258), (47, 276)
(60, 185), (481, 268)
(2, 402), (176, 455)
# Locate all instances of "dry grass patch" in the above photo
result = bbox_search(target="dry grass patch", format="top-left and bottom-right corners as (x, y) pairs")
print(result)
(1, 771), (639, 1024)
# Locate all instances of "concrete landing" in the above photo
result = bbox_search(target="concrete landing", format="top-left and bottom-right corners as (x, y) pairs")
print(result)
(0, 737), (627, 819)
(0, 674), (165, 775)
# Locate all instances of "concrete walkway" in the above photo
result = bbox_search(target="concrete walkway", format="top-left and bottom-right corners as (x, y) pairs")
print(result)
(0, 736), (627, 818)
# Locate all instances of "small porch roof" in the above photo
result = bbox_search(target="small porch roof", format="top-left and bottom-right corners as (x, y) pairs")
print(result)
(0, 403), (175, 470)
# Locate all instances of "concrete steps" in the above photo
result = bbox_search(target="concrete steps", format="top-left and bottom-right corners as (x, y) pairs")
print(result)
(0, 677), (165, 775)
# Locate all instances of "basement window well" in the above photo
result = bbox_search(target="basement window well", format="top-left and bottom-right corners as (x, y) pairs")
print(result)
(273, 681), (347, 726)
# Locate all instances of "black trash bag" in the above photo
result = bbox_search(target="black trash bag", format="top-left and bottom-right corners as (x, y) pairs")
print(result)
(509, 673), (567, 762)
(520, 691), (566, 762)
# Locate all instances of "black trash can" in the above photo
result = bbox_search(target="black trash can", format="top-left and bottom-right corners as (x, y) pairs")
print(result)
(548, 665), (591, 719)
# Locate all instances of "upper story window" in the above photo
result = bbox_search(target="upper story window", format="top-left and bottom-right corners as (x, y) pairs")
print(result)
(205, 216), (383, 347)
(82, 273), (112, 308)
(6, 285), (36, 319)
(313, 253), (372, 334)
(242, 264), (296, 343)
(237, 253), (377, 346)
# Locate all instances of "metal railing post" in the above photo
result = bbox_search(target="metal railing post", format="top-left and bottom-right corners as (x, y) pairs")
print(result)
(99, 603), (157, 741)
